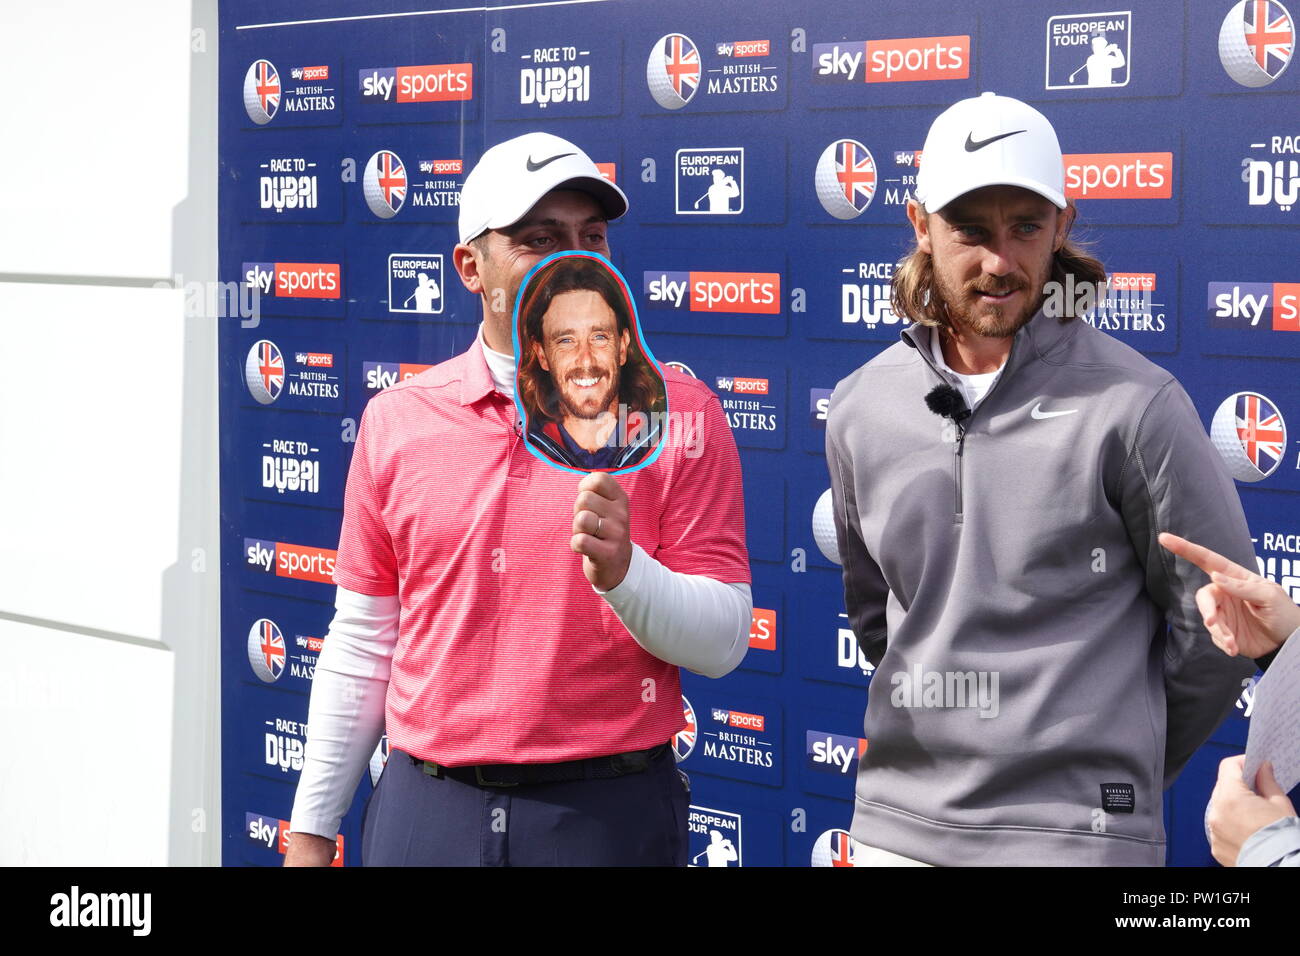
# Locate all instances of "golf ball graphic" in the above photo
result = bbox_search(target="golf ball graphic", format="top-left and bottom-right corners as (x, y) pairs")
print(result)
(1218, 0), (1294, 88)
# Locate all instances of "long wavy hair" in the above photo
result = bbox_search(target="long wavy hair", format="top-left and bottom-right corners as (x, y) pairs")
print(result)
(891, 201), (1107, 328)
(517, 255), (665, 426)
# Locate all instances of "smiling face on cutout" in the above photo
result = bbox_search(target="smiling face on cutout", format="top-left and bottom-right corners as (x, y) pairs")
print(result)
(534, 289), (630, 424)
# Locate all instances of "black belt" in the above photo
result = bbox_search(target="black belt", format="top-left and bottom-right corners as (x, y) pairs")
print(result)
(412, 744), (667, 787)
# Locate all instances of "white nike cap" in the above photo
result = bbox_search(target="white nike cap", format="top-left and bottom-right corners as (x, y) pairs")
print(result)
(457, 132), (629, 243)
(915, 92), (1067, 213)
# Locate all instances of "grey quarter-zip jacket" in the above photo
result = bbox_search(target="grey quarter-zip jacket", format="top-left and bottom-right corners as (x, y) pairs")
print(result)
(825, 308), (1258, 866)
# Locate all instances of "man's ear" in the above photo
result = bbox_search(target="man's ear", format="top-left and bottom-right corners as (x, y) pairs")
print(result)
(907, 199), (932, 255)
(452, 242), (484, 294)
(533, 339), (549, 372)
(618, 328), (630, 366)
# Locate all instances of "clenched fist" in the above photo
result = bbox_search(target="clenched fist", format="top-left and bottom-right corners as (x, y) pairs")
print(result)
(571, 471), (632, 591)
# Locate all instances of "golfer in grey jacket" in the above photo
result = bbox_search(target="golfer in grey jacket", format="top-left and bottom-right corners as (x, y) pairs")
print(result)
(826, 93), (1261, 866)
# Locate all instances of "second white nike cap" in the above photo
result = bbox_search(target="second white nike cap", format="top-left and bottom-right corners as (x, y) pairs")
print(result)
(914, 92), (1067, 213)
(457, 132), (629, 244)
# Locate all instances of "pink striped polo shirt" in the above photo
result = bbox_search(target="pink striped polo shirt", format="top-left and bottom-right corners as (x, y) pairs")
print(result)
(332, 341), (750, 765)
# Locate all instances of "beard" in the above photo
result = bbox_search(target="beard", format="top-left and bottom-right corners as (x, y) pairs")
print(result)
(556, 365), (621, 422)
(934, 263), (1048, 339)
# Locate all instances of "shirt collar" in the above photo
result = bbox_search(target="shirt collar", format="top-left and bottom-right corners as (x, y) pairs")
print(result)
(458, 325), (502, 406)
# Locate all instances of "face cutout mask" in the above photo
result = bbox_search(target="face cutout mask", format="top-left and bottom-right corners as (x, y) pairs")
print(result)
(512, 252), (669, 475)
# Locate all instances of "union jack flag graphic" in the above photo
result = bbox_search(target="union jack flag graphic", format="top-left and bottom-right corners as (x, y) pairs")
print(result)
(375, 150), (407, 212)
(828, 829), (857, 867)
(249, 618), (285, 682)
(1243, 0), (1294, 79)
(254, 60), (280, 117)
(254, 340), (284, 401)
(664, 34), (700, 102)
(1235, 392), (1287, 475)
(673, 696), (697, 761)
(835, 140), (877, 212)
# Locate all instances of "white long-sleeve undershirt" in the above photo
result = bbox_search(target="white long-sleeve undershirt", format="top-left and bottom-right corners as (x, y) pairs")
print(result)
(289, 330), (752, 839)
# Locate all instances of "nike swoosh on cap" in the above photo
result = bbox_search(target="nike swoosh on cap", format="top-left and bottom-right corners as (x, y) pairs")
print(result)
(1030, 402), (1079, 420)
(964, 130), (1026, 152)
(526, 152), (576, 172)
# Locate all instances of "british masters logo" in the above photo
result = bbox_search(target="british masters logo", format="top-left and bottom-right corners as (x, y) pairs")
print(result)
(1210, 392), (1288, 482)
(244, 59), (280, 124)
(815, 140), (877, 219)
(247, 618), (286, 683)
(364, 150), (407, 219)
(1044, 12), (1131, 89)
(1219, 0), (1294, 87)
(244, 61), (335, 123)
(647, 33), (701, 109)
(673, 695), (697, 761)
(388, 254), (444, 314)
(520, 46), (590, 107)
(676, 149), (744, 215)
(1242, 136), (1300, 210)
(244, 341), (338, 405)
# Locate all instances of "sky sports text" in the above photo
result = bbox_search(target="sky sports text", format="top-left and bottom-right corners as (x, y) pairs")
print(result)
(644, 270), (780, 314)
(50, 887), (150, 936)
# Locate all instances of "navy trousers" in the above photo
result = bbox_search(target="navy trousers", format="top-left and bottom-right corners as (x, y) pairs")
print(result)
(361, 745), (690, 866)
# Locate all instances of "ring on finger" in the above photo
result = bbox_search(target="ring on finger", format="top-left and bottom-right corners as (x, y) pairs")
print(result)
(595, 516), (603, 538)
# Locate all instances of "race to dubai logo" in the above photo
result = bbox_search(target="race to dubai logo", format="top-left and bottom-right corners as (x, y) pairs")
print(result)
(247, 618), (286, 683)
(245, 340), (284, 405)
(672, 695), (697, 762)
(815, 139), (878, 219)
(1210, 391), (1288, 481)
(363, 150), (408, 219)
(647, 33), (701, 109)
(1218, 0), (1294, 87)
(244, 59), (280, 124)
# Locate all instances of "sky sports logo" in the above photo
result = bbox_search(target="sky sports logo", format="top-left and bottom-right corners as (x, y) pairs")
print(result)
(242, 261), (340, 299)
(813, 36), (970, 83)
(644, 271), (780, 314)
(716, 39), (769, 57)
(1209, 282), (1300, 331)
(715, 376), (769, 395)
(711, 708), (766, 731)
(244, 537), (336, 583)
(1063, 152), (1172, 199)
(245, 811), (343, 865)
(806, 730), (868, 774)
(748, 607), (776, 650)
(358, 63), (473, 102)
(363, 360), (434, 392)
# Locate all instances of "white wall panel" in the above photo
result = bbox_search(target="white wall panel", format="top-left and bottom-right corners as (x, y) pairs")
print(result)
(0, 1), (192, 278)
(0, 617), (172, 866)
(0, 281), (185, 643)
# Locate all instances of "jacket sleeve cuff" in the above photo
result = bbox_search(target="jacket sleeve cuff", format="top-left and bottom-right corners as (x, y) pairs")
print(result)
(1237, 816), (1300, 867)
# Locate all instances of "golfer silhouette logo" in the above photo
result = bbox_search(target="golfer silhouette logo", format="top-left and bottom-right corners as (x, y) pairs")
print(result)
(513, 252), (669, 475)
